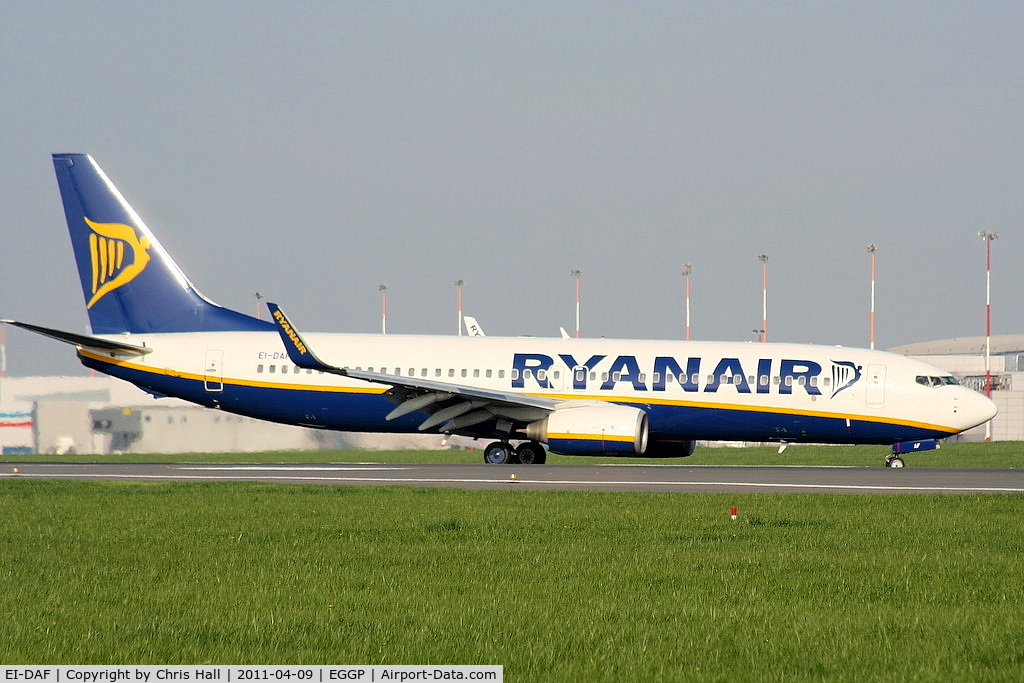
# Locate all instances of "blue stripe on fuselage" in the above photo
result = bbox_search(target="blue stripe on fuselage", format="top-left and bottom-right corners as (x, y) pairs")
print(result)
(82, 355), (950, 447)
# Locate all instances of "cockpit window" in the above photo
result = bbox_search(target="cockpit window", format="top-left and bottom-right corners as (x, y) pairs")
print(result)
(916, 375), (960, 387)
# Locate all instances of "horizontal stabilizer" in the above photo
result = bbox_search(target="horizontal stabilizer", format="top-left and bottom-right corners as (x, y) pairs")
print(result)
(1, 319), (153, 355)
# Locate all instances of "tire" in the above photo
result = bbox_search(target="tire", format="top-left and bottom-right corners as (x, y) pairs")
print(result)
(483, 441), (513, 464)
(886, 456), (905, 468)
(515, 441), (547, 465)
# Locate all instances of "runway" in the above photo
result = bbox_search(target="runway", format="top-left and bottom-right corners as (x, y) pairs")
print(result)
(3, 462), (1024, 494)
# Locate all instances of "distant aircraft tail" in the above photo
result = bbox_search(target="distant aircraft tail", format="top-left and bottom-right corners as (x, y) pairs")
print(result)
(52, 154), (271, 334)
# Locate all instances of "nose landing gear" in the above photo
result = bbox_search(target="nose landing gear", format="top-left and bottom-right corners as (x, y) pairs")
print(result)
(886, 438), (938, 468)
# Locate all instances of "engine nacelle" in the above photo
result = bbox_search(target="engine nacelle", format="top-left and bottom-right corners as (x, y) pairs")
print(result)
(524, 402), (649, 456)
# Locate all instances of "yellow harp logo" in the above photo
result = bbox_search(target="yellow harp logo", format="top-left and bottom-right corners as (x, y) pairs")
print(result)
(84, 217), (152, 308)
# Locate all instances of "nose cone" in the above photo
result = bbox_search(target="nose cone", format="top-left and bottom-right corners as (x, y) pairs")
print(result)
(959, 389), (998, 432)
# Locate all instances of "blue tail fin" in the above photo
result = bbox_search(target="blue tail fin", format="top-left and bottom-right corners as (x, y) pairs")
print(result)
(52, 154), (272, 334)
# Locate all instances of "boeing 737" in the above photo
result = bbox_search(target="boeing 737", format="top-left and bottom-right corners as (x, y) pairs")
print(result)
(3, 154), (998, 466)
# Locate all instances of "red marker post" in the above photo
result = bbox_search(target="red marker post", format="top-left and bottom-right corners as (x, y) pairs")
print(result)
(730, 507), (738, 521)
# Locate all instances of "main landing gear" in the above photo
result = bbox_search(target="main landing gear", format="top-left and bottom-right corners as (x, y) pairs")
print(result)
(483, 440), (547, 465)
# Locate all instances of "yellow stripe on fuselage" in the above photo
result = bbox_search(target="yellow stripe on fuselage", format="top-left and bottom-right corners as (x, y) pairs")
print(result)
(78, 349), (958, 435)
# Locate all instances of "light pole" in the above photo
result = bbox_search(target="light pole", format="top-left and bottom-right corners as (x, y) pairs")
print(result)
(681, 264), (692, 341)
(255, 292), (263, 320)
(979, 231), (997, 440)
(867, 244), (877, 350)
(757, 254), (769, 342)
(454, 279), (464, 336)
(571, 269), (582, 338)
(379, 284), (389, 335)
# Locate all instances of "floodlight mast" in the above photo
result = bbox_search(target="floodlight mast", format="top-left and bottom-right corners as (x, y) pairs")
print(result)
(757, 254), (769, 342)
(454, 279), (464, 336)
(571, 269), (582, 338)
(681, 263), (692, 341)
(867, 244), (877, 350)
(379, 284), (389, 335)
(979, 231), (998, 441)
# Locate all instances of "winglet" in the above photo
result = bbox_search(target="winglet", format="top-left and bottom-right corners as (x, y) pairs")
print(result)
(266, 303), (346, 376)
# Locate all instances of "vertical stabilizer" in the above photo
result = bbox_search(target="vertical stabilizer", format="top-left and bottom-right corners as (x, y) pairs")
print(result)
(52, 154), (271, 334)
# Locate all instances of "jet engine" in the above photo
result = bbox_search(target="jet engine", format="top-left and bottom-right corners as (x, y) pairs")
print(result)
(524, 402), (649, 456)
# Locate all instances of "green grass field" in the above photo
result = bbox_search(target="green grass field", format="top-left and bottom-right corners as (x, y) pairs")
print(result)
(2, 478), (1023, 680)
(4, 440), (1022, 467)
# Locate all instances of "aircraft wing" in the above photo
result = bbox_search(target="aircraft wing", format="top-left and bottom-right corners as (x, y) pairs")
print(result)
(1, 319), (153, 355)
(266, 303), (553, 434)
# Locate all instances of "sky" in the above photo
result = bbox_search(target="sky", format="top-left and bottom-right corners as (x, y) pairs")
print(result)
(2, 2), (1022, 377)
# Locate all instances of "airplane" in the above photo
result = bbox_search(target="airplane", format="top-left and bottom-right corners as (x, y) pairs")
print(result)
(463, 316), (485, 337)
(2, 154), (998, 467)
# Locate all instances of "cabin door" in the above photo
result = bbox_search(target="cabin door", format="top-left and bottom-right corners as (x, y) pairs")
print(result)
(865, 364), (885, 407)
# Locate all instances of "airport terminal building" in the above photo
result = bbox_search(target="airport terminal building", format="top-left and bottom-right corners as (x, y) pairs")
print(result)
(2, 337), (1021, 455)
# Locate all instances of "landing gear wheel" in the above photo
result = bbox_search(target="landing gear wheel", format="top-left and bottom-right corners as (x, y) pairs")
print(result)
(886, 455), (905, 468)
(515, 441), (547, 465)
(483, 441), (514, 465)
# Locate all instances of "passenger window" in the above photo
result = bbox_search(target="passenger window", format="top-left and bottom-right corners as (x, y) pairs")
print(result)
(257, 364), (264, 373)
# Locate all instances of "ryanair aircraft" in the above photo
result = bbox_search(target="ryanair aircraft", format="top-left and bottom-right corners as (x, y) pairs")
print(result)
(4, 154), (998, 467)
